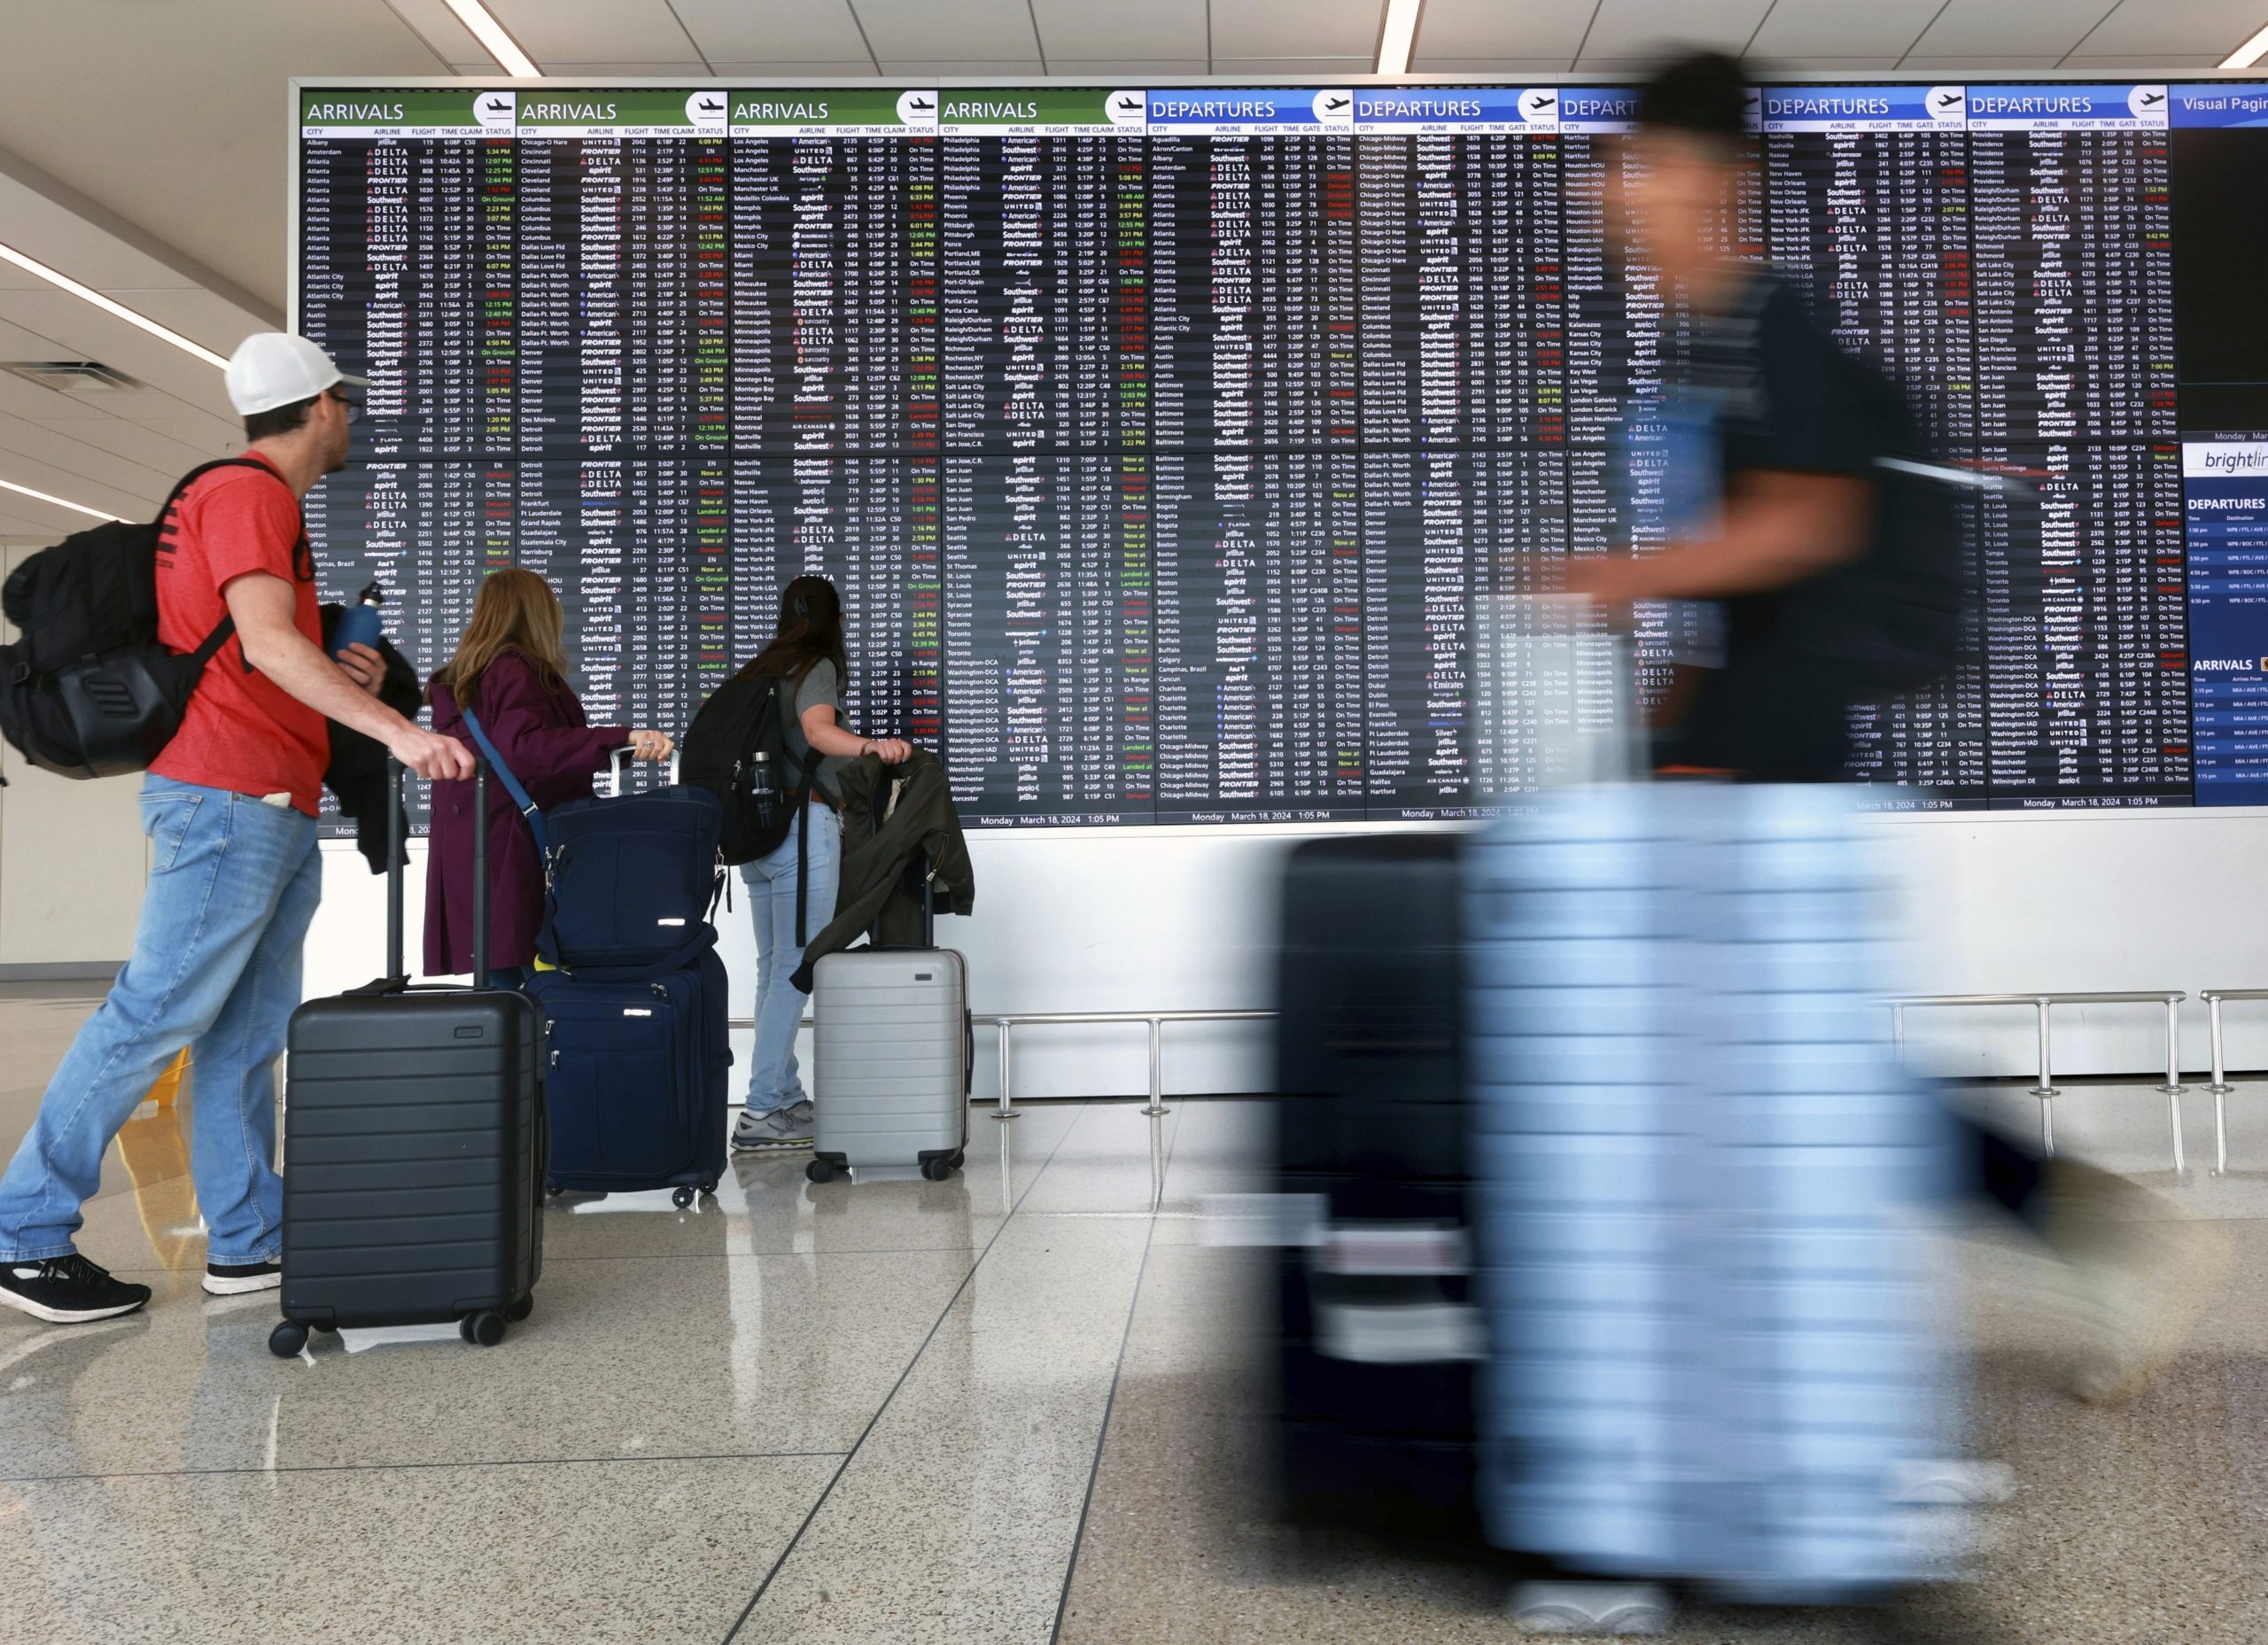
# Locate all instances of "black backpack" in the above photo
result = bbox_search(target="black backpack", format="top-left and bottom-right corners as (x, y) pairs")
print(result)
(0, 459), (292, 780)
(680, 669), (809, 865)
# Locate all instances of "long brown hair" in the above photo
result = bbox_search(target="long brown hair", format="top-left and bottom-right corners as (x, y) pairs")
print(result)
(431, 567), (571, 708)
(736, 574), (847, 688)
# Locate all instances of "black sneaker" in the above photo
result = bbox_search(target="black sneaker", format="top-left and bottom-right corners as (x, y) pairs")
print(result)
(203, 1260), (282, 1297)
(0, 1253), (151, 1323)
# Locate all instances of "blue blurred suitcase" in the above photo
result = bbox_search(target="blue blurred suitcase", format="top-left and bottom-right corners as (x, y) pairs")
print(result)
(1464, 782), (1952, 1599)
(526, 948), (731, 1207)
(1273, 834), (1481, 1541)
(273, 762), (542, 1355)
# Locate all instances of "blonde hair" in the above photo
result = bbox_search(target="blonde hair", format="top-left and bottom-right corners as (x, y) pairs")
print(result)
(431, 567), (570, 707)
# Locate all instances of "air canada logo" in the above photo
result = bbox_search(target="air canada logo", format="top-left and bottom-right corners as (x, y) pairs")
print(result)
(1928, 86), (1965, 122)
(897, 89), (938, 126)
(1108, 90), (1146, 128)
(475, 91), (515, 129)
(1518, 89), (1559, 127)
(1314, 89), (1354, 125)
(687, 92), (726, 129)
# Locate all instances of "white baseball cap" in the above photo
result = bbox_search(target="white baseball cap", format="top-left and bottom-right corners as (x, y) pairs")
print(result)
(224, 332), (367, 417)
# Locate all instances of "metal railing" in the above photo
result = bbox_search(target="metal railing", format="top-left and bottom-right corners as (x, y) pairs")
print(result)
(1890, 991), (2187, 1170)
(725, 1009), (1278, 1118)
(2198, 989), (2268, 1175)
(985, 1011), (1276, 1118)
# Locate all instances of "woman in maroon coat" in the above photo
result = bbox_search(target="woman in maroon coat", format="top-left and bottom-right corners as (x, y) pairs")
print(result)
(423, 569), (673, 984)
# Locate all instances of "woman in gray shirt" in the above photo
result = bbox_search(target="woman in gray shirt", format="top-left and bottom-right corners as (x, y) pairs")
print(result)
(733, 576), (911, 1152)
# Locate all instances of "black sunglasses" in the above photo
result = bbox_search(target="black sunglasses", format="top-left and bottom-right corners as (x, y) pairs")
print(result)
(325, 386), (364, 423)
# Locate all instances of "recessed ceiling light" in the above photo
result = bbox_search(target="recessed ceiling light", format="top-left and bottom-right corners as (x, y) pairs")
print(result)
(0, 242), (228, 369)
(2224, 17), (2268, 68)
(442, 0), (541, 78)
(1376, 0), (1424, 75)
(0, 476), (125, 523)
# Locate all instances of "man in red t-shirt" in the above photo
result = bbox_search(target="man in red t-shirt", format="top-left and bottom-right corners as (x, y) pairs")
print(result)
(0, 334), (474, 1325)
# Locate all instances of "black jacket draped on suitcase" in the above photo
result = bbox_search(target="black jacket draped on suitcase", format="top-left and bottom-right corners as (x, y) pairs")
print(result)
(790, 748), (973, 993)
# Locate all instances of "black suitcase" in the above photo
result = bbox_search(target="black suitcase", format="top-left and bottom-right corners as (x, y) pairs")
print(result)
(1273, 833), (1479, 1540)
(268, 760), (544, 1356)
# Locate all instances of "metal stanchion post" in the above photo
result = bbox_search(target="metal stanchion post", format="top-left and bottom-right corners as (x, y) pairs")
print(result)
(993, 1020), (1019, 1121)
(2209, 996), (2233, 1176)
(2162, 996), (2187, 1176)
(1142, 1017), (1170, 1117)
(2031, 997), (2058, 1157)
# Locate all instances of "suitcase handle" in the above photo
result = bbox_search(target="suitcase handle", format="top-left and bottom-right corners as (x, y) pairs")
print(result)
(606, 743), (680, 797)
(369, 757), (492, 992)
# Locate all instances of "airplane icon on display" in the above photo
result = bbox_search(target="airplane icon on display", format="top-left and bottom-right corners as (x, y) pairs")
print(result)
(907, 96), (934, 111)
(1117, 96), (1141, 112)
(1324, 95), (1350, 111)
(1937, 92), (1961, 108)
(1531, 94), (1556, 110)
(696, 97), (723, 112)
(2138, 90), (2166, 106)
(481, 95), (510, 114)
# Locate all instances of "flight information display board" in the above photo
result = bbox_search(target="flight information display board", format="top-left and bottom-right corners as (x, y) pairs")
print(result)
(294, 80), (2268, 824)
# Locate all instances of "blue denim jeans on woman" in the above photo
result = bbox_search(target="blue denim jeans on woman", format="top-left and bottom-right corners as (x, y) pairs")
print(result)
(0, 776), (322, 1265)
(741, 801), (841, 1114)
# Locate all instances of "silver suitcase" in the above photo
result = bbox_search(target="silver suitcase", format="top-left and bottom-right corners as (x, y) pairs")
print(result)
(807, 947), (970, 1182)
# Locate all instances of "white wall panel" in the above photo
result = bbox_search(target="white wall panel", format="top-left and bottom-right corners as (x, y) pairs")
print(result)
(0, 546), (145, 967)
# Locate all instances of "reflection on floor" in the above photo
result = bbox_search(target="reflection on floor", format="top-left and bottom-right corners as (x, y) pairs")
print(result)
(0, 989), (2262, 1642)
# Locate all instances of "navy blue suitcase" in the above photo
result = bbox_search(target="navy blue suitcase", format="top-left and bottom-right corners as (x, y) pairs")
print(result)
(526, 945), (731, 1207)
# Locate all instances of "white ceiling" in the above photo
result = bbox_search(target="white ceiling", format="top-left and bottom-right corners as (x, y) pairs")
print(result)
(0, 0), (2262, 538)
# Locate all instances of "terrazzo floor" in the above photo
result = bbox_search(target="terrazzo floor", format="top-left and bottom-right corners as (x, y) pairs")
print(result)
(0, 988), (2261, 1642)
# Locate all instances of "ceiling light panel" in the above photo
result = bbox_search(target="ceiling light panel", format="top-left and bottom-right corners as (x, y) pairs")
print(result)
(440, 0), (540, 76)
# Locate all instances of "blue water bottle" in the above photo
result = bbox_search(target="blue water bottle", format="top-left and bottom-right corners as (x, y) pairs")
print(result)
(331, 580), (384, 660)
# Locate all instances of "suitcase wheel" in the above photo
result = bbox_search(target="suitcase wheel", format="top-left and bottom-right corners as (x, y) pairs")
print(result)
(506, 1294), (534, 1323)
(268, 1320), (308, 1359)
(459, 1311), (507, 1347)
(920, 1158), (952, 1183)
(806, 1159), (837, 1184)
(699, 1180), (718, 1198)
(672, 1186), (695, 1209)
(949, 1151), (965, 1170)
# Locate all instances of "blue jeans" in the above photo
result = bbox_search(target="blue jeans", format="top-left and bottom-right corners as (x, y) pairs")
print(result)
(742, 802), (841, 1113)
(0, 777), (321, 1265)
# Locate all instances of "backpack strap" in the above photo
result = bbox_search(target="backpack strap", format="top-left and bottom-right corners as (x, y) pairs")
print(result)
(459, 704), (549, 860)
(158, 457), (306, 680)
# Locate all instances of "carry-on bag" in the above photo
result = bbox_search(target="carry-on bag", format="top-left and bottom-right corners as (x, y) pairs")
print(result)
(506, 749), (732, 1207)
(1463, 596), (1955, 1598)
(457, 719), (725, 974)
(1272, 832), (1480, 1540)
(807, 873), (970, 1183)
(271, 759), (543, 1355)
(525, 946), (731, 1207)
